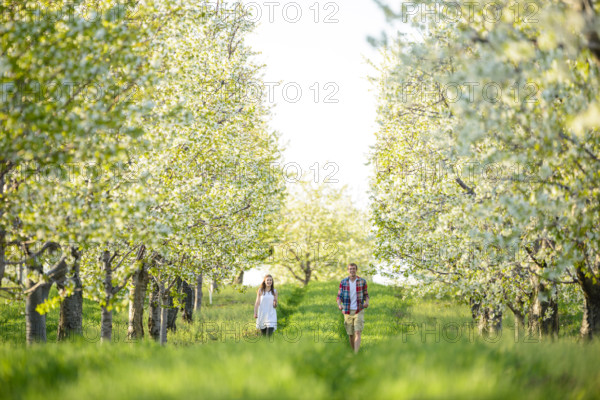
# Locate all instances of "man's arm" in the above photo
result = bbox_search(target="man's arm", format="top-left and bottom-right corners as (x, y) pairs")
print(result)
(363, 280), (369, 308)
(336, 281), (343, 310)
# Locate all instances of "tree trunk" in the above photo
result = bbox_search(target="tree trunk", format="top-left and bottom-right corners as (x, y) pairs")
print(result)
(128, 261), (150, 340)
(469, 297), (480, 320)
(57, 281), (83, 341)
(0, 169), (5, 287)
(303, 262), (312, 286)
(581, 294), (600, 339)
(159, 281), (169, 345)
(209, 278), (217, 304)
(488, 308), (502, 333)
(477, 307), (502, 335)
(528, 276), (559, 339)
(0, 228), (5, 287)
(57, 247), (83, 341)
(233, 270), (244, 285)
(24, 244), (68, 344)
(25, 280), (52, 344)
(541, 296), (559, 336)
(167, 288), (178, 332)
(100, 250), (114, 343)
(471, 297), (502, 336)
(181, 280), (194, 323)
(194, 273), (203, 313)
(101, 305), (113, 342)
(577, 266), (600, 339)
(514, 312), (525, 330)
(148, 279), (160, 341)
(505, 300), (526, 331)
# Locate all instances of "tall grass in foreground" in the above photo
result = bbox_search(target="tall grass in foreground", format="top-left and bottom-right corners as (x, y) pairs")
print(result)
(1, 281), (599, 400)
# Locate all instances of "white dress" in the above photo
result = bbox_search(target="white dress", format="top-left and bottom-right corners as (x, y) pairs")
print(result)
(256, 289), (277, 330)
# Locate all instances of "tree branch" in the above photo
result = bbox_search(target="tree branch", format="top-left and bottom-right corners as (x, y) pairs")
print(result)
(4, 241), (61, 265)
(455, 177), (475, 196)
(284, 263), (304, 283)
(111, 245), (140, 273)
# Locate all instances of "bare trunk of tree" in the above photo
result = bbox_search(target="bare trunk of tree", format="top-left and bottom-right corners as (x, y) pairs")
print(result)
(304, 270), (311, 285)
(577, 266), (600, 339)
(302, 261), (312, 286)
(57, 282), (83, 341)
(469, 297), (480, 320)
(128, 261), (149, 340)
(25, 280), (52, 344)
(0, 169), (5, 287)
(489, 309), (503, 333)
(506, 301), (526, 331)
(159, 281), (169, 345)
(506, 299), (527, 341)
(101, 305), (113, 342)
(181, 280), (194, 323)
(0, 228), (5, 287)
(581, 294), (600, 339)
(513, 310), (525, 341)
(528, 276), (559, 339)
(167, 284), (178, 332)
(477, 308), (502, 336)
(148, 279), (160, 341)
(541, 299), (559, 337)
(194, 273), (203, 313)
(57, 247), (83, 341)
(24, 243), (67, 345)
(233, 270), (244, 285)
(471, 299), (502, 336)
(209, 278), (218, 304)
(100, 250), (114, 343)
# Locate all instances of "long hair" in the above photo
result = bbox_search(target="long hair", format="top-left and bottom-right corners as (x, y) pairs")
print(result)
(258, 274), (275, 295)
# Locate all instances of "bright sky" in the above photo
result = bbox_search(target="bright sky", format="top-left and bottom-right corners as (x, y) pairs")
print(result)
(235, 0), (407, 286)
(242, 0), (390, 209)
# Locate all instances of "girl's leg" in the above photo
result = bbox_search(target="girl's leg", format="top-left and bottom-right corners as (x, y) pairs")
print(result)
(261, 328), (267, 336)
(267, 327), (274, 336)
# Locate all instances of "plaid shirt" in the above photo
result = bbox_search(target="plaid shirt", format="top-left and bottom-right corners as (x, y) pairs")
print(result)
(337, 276), (369, 314)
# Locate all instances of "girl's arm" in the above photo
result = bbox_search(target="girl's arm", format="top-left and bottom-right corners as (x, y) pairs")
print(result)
(254, 291), (261, 317)
(273, 289), (278, 307)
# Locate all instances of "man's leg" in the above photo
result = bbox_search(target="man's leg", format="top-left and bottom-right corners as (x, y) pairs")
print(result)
(344, 312), (357, 350)
(353, 331), (362, 352)
(353, 311), (365, 352)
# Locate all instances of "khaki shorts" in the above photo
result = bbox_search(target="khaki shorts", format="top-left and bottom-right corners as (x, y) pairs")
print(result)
(344, 310), (364, 335)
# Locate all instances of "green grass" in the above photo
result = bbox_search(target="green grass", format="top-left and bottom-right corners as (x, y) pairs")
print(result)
(1, 281), (599, 399)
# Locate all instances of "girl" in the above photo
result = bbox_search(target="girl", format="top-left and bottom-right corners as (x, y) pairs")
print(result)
(254, 274), (278, 336)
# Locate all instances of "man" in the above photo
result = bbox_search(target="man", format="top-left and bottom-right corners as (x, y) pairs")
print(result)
(336, 263), (369, 353)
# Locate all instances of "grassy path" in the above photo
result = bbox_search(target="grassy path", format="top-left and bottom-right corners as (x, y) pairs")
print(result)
(1, 281), (600, 399)
(278, 280), (405, 346)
